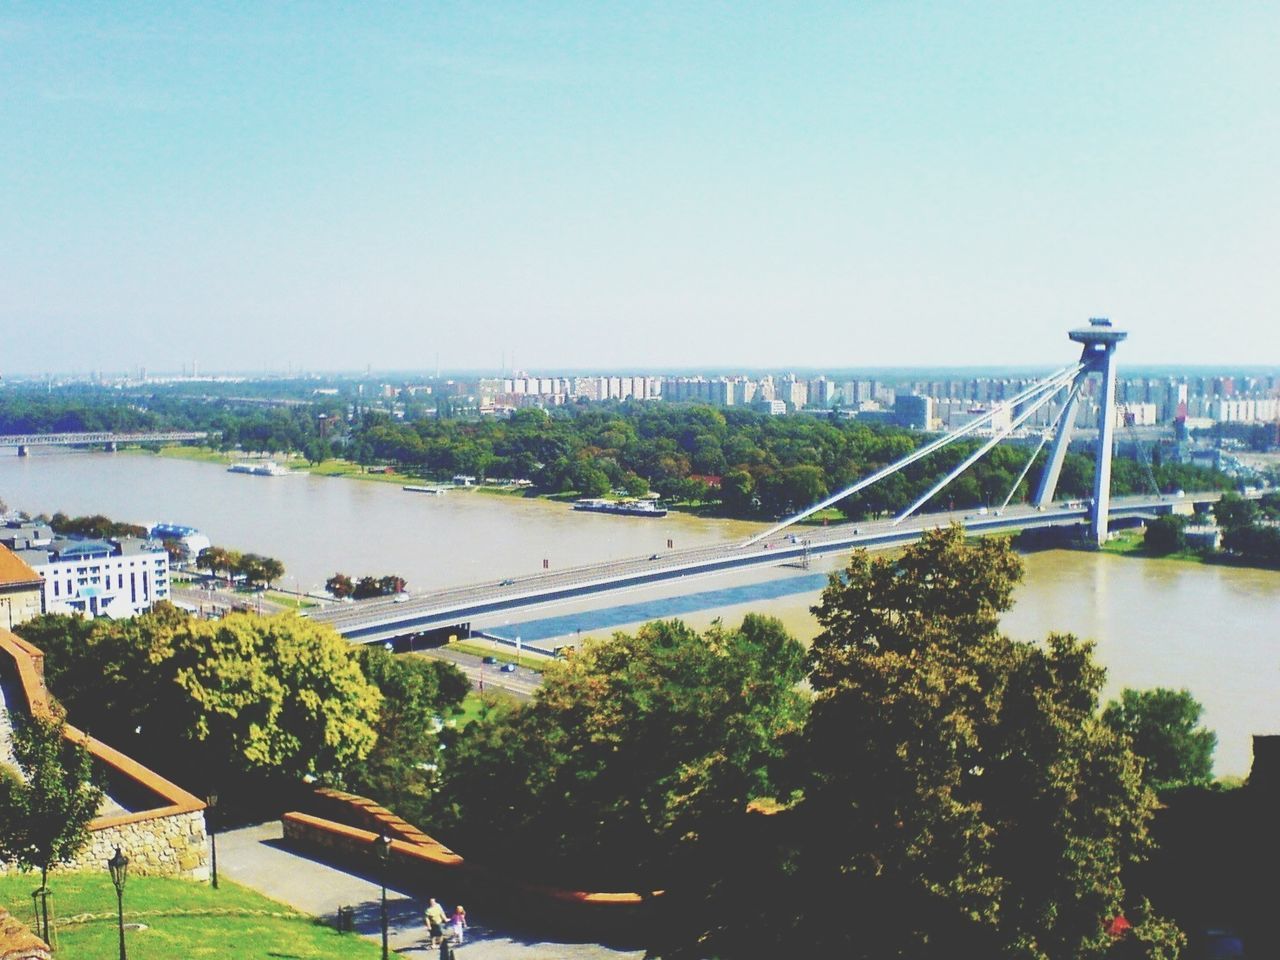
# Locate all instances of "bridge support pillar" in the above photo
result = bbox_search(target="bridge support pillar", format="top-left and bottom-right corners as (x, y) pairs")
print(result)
(105, 441), (118, 452)
(1032, 370), (1086, 508)
(16, 445), (27, 457)
(1089, 335), (1121, 547)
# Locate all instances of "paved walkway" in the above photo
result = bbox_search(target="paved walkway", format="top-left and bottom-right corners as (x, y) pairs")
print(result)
(218, 822), (645, 959)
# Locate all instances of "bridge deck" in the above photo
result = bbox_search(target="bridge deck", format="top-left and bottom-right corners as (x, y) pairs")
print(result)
(309, 492), (1233, 644)
(0, 431), (210, 446)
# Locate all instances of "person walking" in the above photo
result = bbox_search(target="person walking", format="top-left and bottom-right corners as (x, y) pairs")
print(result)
(424, 898), (447, 948)
(449, 904), (468, 944)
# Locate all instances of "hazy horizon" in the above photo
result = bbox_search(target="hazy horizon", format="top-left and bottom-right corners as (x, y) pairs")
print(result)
(7, 361), (1277, 384)
(3, 4), (1277, 374)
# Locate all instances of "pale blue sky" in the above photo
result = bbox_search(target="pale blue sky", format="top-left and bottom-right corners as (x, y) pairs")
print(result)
(2, 2), (1277, 374)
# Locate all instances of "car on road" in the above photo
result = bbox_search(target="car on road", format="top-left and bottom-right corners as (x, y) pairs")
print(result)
(500, 662), (517, 672)
(648, 554), (659, 560)
(393, 593), (409, 603)
(499, 578), (515, 586)
(482, 655), (497, 664)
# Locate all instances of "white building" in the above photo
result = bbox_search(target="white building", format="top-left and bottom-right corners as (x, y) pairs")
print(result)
(1115, 402), (1159, 427)
(16, 536), (170, 619)
(1211, 397), (1280, 423)
(148, 523), (211, 567)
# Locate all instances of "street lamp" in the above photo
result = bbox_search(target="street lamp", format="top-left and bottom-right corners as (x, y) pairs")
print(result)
(107, 846), (129, 960)
(206, 790), (219, 889)
(375, 832), (392, 960)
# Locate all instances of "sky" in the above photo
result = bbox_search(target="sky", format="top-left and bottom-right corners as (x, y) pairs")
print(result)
(1, 2), (1277, 375)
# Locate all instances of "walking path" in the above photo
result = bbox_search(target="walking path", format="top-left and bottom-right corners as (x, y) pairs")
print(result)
(218, 822), (644, 959)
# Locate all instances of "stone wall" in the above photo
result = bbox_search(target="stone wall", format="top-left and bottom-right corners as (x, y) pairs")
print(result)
(73, 810), (209, 879)
(0, 630), (209, 881)
(0, 907), (51, 960)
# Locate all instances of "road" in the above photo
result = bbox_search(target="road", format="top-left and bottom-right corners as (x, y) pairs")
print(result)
(417, 646), (542, 699)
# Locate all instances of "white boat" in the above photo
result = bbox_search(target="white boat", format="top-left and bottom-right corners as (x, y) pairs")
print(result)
(572, 498), (668, 518)
(227, 460), (289, 477)
(403, 485), (449, 495)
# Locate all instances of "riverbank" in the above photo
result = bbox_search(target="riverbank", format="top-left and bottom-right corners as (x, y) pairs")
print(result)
(1097, 527), (1280, 572)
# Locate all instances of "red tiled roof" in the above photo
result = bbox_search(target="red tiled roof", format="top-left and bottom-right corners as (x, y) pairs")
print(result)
(0, 546), (41, 588)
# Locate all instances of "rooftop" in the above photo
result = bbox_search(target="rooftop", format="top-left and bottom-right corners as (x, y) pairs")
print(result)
(0, 545), (42, 588)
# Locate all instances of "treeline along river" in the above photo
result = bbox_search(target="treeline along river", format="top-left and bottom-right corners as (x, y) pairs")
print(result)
(1, 448), (1276, 776)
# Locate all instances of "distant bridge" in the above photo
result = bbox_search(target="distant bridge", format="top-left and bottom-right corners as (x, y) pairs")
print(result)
(0, 431), (211, 454)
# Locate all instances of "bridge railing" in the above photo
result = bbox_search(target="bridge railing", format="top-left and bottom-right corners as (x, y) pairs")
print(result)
(0, 431), (210, 446)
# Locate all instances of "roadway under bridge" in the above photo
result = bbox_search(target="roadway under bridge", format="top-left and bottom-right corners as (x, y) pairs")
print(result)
(308, 491), (1235, 646)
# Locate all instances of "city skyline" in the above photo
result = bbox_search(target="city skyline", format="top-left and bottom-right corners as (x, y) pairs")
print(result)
(2, 3), (1278, 373)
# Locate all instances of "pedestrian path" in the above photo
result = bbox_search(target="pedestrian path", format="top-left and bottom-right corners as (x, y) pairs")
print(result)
(218, 822), (644, 959)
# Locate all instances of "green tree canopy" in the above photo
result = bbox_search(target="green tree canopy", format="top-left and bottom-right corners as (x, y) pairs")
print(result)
(437, 615), (809, 890)
(17, 606), (382, 804)
(1144, 515), (1189, 555)
(755, 527), (1180, 960)
(344, 647), (469, 820)
(1102, 688), (1217, 792)
(325, 572), (355, 599)
(157, 614), (381, 779)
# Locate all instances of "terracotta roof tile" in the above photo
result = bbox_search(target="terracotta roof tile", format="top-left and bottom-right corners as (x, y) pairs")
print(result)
(0, 546), (41, 588)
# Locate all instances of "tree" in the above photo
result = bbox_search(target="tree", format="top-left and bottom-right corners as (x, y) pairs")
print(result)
(1144, 515), (1188, 555)
(378, 575), (407, 595)
(233, 552), (284, 588)
(719, 468), (756, 513)
(0, 710), (103, 942)
(345, 648), (469, 820)
(1214, 493), (1258, 531)
(437, 615), (809, 890)
(159, 614), (382, 781)
(763, 527), (1178, 960)
(17, 607), (382, 803)
(353, 576), (382, 600)
(571, 460), (611, 498)
(161, 538), (188, 566)
(1103, 688), (1217, 792)
(326, 572), (355, 599)
(196, 545), (240, 583)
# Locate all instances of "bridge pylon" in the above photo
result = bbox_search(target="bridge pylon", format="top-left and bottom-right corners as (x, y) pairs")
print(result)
(1032, 318), (1127, 546)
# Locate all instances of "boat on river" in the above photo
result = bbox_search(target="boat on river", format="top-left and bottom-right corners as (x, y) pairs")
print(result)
(571, 498), (668, 518)
(227, 461), (289, 477)
(403, 485), (449, 495)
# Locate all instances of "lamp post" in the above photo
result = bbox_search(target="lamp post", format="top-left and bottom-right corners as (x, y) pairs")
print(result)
(375, 832), (392, 960)
(107, 846), (129, 960)
(206, 790), (219, 889)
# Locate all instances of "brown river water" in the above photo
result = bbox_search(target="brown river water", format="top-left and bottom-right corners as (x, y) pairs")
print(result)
(2, 449), (1276, 775)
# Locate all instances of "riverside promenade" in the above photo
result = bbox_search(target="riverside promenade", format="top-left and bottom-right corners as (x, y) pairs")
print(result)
(219, 822), (644, 959)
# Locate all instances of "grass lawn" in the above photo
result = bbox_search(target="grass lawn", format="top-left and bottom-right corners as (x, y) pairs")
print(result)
(300, 459), (425, 484)
(0, 873), (381, 960)
(261, 590), (318, 609)
(472, 484), (537, 498)
(450, 689), (520, 727)
(1099, 528), (1207, 564)
(127, 445), (235, 465)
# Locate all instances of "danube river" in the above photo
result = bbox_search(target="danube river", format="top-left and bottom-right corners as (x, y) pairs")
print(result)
(2, 449), (1277, 775)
